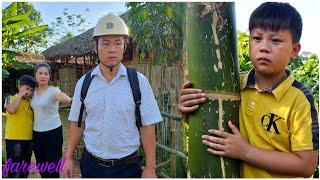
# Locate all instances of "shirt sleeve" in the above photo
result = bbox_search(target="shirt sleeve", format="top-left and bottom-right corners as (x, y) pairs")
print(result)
(289, 98), (318, 151)
(54, 86), (62, 93)
(138, 73), (163, 126)
(4, 96), (12, 109)
(52, 86), (62, 101)
(68, 76), (85, 122)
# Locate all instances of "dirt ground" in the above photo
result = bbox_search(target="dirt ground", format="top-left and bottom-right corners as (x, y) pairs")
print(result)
(2, 108), (81, 178)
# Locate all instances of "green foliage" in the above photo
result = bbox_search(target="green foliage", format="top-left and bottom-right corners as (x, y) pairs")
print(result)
(2, 2), (48, 78)
(49, 8), (90, 44)
(289, 52), (319, 105)
(125, 2), (185, 66)
(2, 2), (49, 54)
(1, 50), (34, 79)
(237, 32), (252, 72)
(2, 3), (48, 49)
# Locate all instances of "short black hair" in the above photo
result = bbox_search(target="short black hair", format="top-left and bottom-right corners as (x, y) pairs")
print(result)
(18, 75), (37, 88)
(34, 62), (51, 74)
(249, 2), (302, 43)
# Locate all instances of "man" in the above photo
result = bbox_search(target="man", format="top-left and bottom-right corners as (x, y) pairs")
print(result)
(63, 14), (162, 178)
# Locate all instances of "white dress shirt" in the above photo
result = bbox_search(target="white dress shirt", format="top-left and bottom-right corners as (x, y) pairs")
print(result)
(68, 63), (162, 159)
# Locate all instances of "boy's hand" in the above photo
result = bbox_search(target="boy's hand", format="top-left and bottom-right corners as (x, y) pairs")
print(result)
(178, 81), (206, 113)
(202, 121), (251, 160)
(18, 88), (28, 98)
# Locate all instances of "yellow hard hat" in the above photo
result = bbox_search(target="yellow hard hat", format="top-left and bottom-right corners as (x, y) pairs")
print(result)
(93, 13), (129, 37)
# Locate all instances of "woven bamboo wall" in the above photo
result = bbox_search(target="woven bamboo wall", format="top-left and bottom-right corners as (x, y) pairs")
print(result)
(131, 61), (186, 177)
(133, 62), (183, 101)
(58, 68), (77, 98)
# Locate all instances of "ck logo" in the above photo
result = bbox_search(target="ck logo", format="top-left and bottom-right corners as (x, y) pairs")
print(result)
(106, 22), (114, 29)
(261, 113), (284, 134)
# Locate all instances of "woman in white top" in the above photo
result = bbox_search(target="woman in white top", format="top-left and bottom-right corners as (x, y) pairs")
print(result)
(31, 63), (72, 178)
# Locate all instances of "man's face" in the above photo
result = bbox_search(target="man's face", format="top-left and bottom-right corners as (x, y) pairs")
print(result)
(95, 35), (125, 68)
(249, 28), (300, 77)
(18, 85), (34, 99)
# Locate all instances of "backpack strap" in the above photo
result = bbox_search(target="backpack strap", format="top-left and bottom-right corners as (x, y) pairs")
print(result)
(78, 69), (94, 128)
(127, 67), (142, 132)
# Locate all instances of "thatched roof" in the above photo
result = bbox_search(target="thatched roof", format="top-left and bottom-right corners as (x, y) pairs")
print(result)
(16, 53), (46, 63)
(42, 12), (129, 59)
(42, 28), (94, 59)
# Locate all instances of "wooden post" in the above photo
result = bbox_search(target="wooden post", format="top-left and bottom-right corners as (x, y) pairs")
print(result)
(83, 56), (86, 74)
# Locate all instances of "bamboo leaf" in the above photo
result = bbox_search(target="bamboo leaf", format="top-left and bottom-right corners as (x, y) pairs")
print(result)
(2, 10), (32, 25)
(14, 25), (48, 39)
(166, 6), (173, 19)
(2, 69), (10, 78)
(9, 2), (18, 17)
(140, 9), (148, 20)
(2, 19), (37, 32)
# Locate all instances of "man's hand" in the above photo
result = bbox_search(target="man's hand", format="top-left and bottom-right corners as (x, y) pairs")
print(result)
(178, 81), (206, 113)
(201, 121), (251, 160)
(63, 157), (74, 178)
(141, 167), (157, 178)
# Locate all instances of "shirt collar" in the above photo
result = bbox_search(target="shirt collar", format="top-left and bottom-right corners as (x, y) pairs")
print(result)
(91, 63), (127, 81)
(241, 68), (255, 90)
(241, 68), (294, 101)
(272, 70), (294, 101)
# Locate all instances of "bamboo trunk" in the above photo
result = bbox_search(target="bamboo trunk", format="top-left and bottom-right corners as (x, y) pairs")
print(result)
(185, 2), (240, 178)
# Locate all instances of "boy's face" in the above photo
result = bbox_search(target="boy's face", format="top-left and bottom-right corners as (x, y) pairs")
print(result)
(249, 28), (300, 77)
(18, 85), (34, 99)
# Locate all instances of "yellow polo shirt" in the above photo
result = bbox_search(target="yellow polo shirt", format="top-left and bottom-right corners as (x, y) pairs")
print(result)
(239, 69), (319, 178)
(4, 95), (34, 140)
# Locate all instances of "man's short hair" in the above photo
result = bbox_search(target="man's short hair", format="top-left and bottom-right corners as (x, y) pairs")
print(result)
(18, 75), (37, 88)
(249, 2), (302, 43)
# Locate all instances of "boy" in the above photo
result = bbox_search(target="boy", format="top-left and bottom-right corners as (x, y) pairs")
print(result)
(179, 2), (319, 178)
(3, 75), (37, 178)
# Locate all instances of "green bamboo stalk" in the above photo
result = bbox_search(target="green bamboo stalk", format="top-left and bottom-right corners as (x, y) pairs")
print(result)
(185, 2), (240, 178)
(157, 171), (170, 178)
(156, 142), (187, 159)
(156, 158), (171, 170)
(161, 112), (182, 121)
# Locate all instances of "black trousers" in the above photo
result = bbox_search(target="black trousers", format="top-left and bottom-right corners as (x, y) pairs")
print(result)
(33, 126), (63, 178)
(4, 140), (33, 178)
(80, 149), (142, 178)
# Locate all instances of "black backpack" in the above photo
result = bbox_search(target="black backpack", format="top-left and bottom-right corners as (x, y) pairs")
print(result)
(77, 67), (142, 132)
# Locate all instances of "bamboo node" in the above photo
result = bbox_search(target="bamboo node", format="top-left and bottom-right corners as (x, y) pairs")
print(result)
(205, 92), (240, 101)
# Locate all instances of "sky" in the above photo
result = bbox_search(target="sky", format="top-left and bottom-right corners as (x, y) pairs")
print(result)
(2, 0), (320, 55)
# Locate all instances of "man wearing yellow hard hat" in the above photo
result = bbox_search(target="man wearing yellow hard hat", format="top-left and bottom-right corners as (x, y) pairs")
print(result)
(63, 14), (162, 178)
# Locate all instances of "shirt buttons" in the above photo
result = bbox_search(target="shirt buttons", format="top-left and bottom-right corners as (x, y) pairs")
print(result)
(251, 101), (255, 106)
